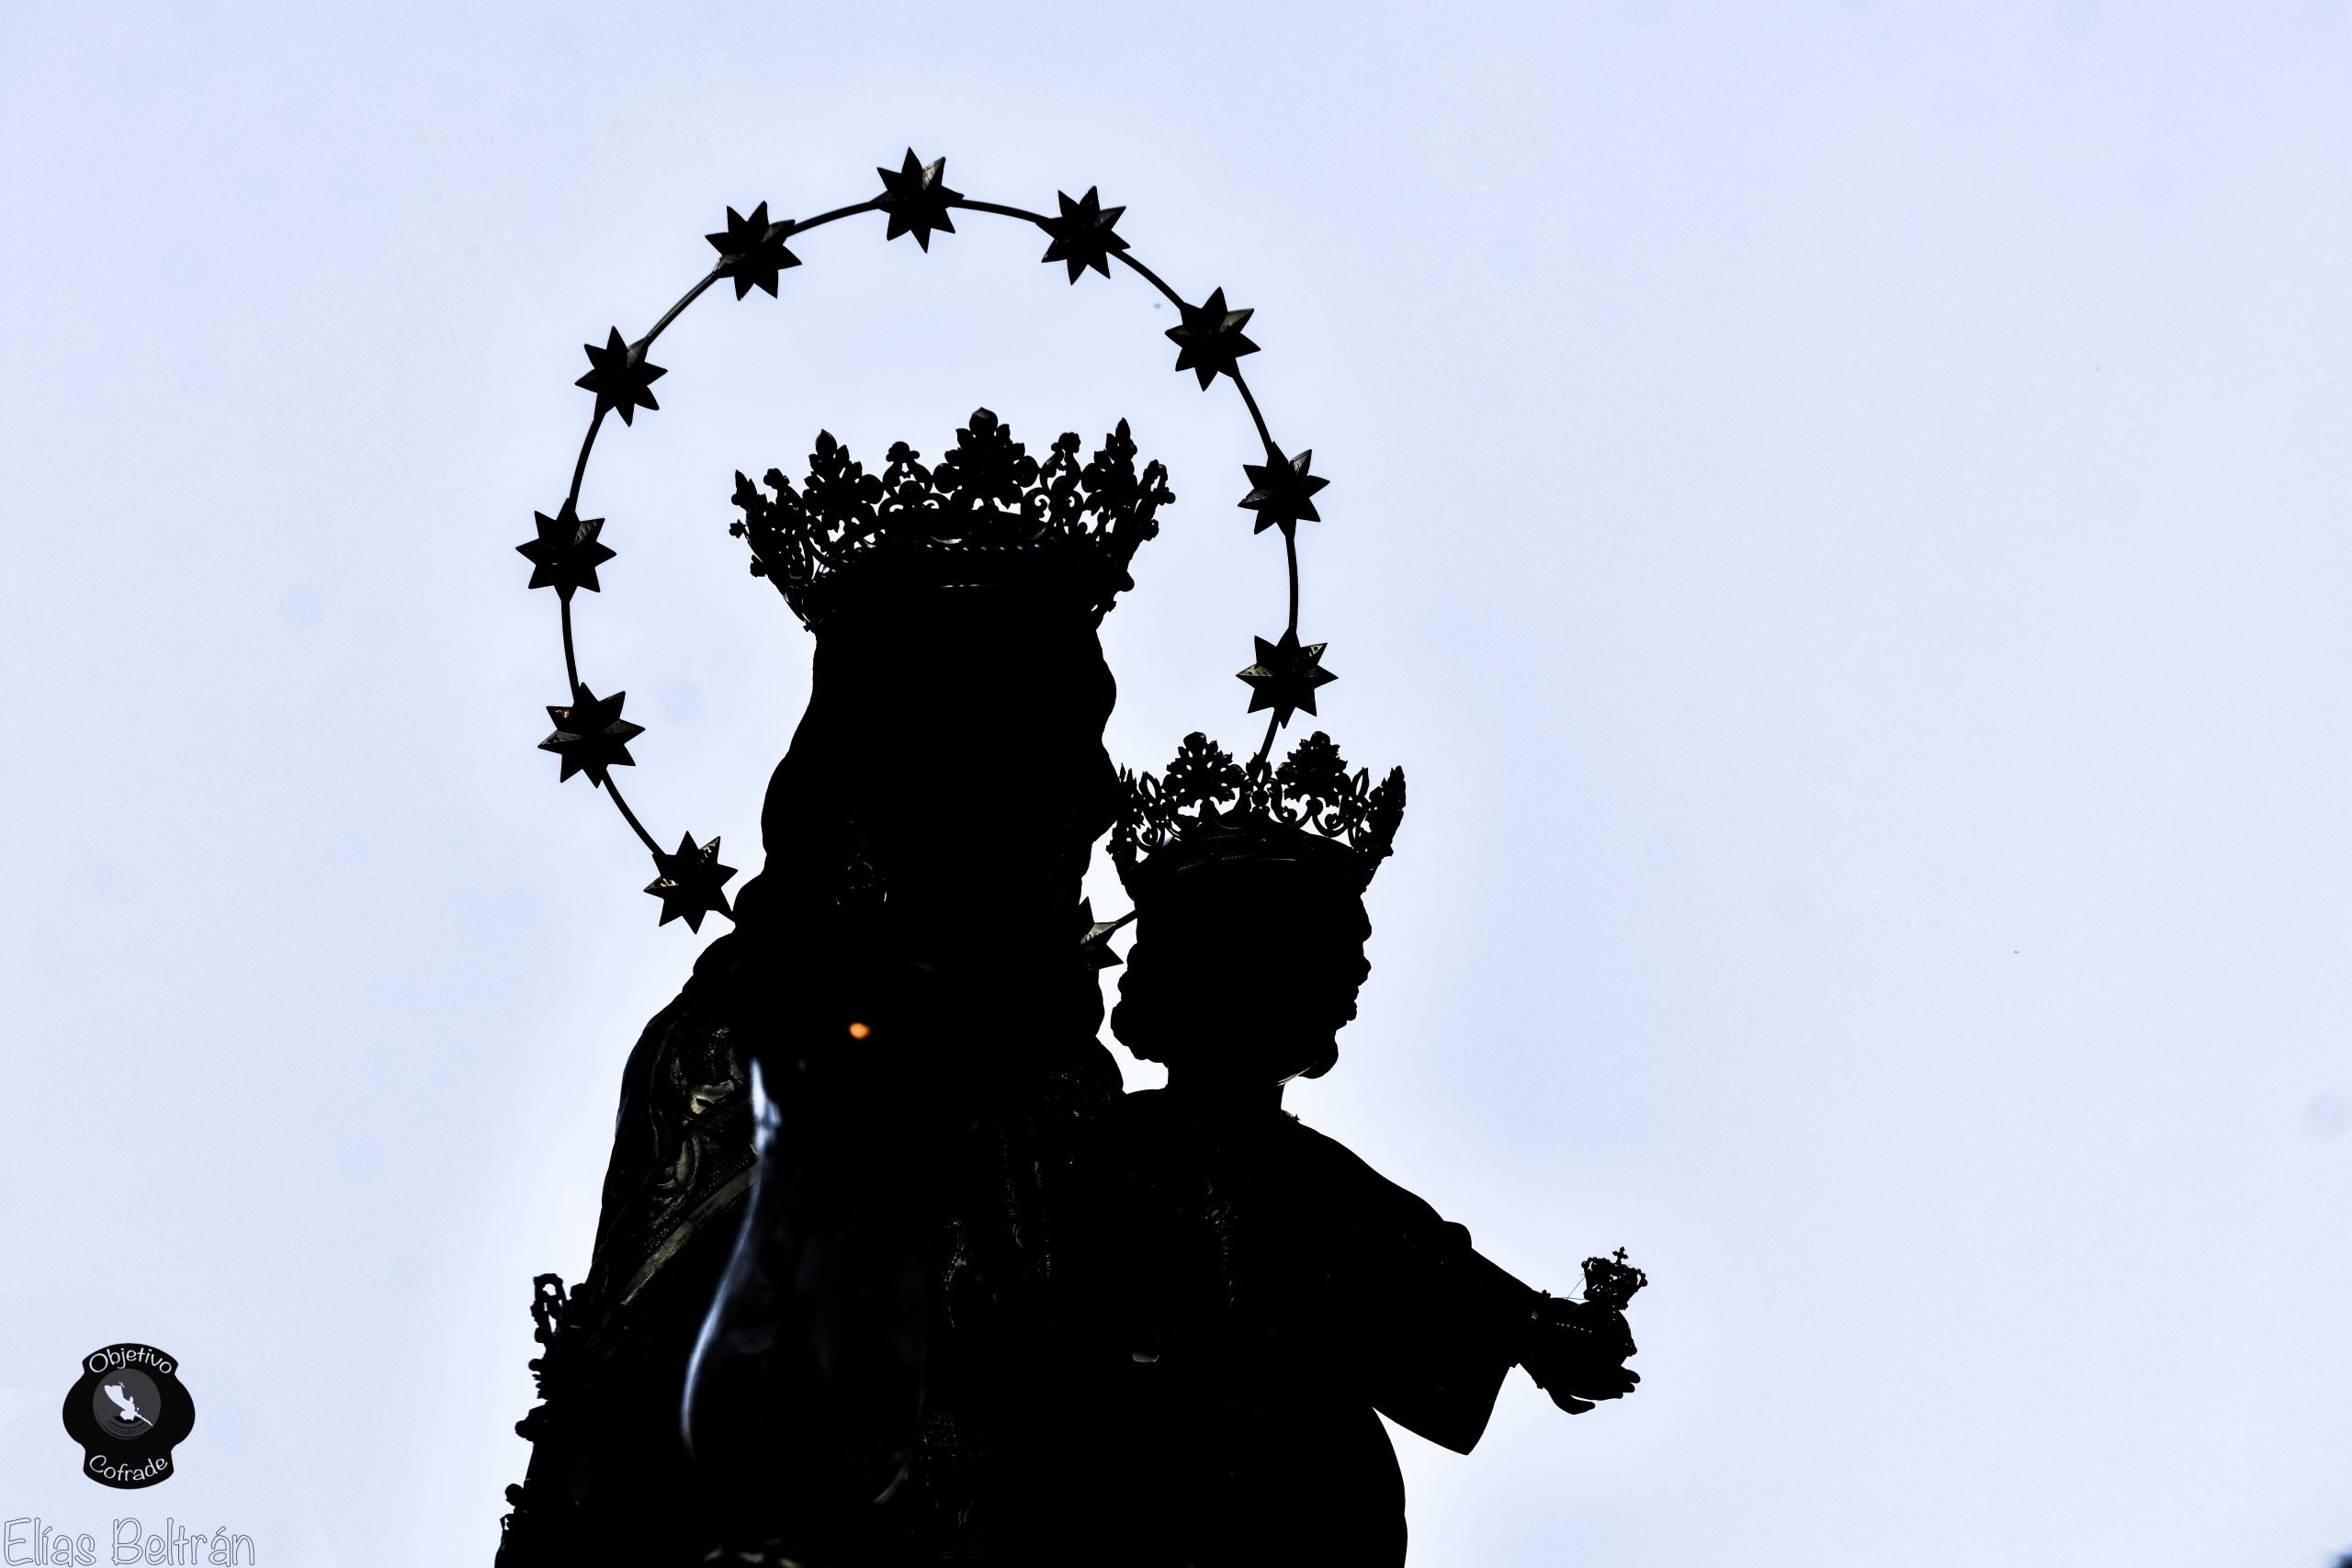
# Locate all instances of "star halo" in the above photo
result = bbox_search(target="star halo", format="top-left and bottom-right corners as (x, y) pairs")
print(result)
(533, 152), (1338, 928)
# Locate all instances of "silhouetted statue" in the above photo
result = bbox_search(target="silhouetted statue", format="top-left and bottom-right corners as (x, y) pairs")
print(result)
(500, 412), (1171, 1566)
(503, 415), (1648, 1568)
(1091, 730), (1644, 1566)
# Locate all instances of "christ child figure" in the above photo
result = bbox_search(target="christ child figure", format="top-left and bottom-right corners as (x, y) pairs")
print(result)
(1090, 730), (1643, 1568)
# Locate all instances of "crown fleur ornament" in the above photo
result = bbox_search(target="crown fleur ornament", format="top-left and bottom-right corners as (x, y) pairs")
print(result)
(729, 409), (1171, 628)
(523, 149), (1345, 929)
(1113, 729), (1404, 901)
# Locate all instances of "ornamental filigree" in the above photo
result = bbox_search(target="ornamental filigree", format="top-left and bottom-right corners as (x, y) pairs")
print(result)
(729, 409), (1172, 628)
(1114, 729), (1405, 897)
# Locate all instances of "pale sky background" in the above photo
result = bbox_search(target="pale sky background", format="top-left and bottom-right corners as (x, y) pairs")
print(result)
(3, 3), (2349, 1564)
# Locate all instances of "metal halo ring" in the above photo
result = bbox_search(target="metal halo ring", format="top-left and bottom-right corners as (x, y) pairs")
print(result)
(523, 150), (1333, 931)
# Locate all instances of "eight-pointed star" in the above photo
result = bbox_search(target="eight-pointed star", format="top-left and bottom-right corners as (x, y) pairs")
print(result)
(1238, 444), (1329, 536)
(539, 686), (644, 787)
(576, 328), (666, 425)
(876, 150), (962, 251)
(1237, 629), (1338, 727)
(1165, 288), (1260, 389)
(1038, 186), (1129, 283)
(645, 831), (737, 931)
(706, 200), (802, 299)
(516, 500), (616, 600)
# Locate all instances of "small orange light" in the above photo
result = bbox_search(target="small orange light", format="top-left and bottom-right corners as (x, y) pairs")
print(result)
(847, 1021), (872, 1040)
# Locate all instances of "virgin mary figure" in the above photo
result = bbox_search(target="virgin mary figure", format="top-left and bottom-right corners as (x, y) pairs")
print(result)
(499, 409), (1172, 1566)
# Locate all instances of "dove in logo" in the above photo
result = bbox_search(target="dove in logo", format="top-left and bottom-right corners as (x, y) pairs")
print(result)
(104, 1382), (153, 1428)
(63, 1344), (195, 1487)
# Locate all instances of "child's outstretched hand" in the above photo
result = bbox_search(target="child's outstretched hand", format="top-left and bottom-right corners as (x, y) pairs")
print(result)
(1518, 1292), (1641, 1416)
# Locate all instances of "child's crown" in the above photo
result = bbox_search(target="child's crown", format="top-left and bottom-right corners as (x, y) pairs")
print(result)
(1113, 729), (1404, 902)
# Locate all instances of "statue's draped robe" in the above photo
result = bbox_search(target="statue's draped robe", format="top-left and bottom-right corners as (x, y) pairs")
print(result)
(498, 914), (1126, 1567)
(497, 942), (756, 1565)
(1099, 1089), (1539, 1568)
(500, 559), (1141, 1563)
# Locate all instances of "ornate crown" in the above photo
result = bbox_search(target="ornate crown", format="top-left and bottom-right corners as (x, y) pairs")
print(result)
(1581, 1248), (1648, 1312)
(1112, 729), (1405, 902)
(729, 407), (1173, 628)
